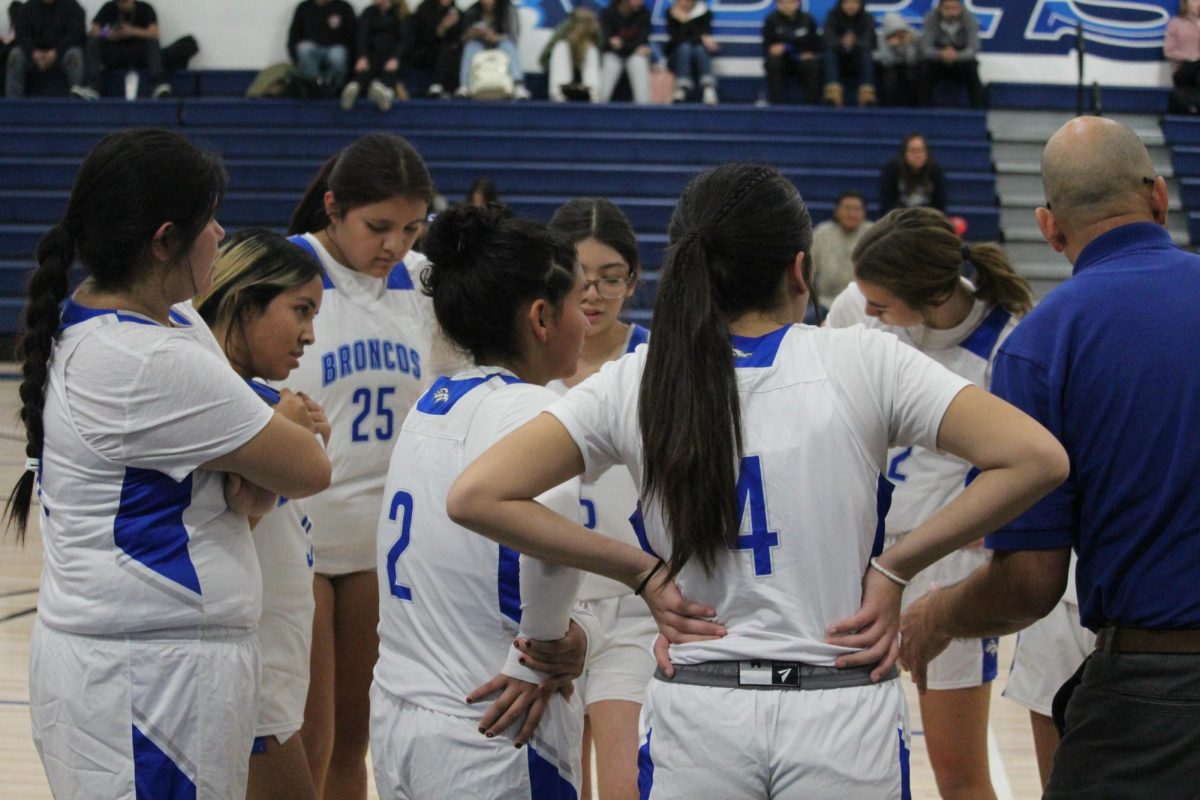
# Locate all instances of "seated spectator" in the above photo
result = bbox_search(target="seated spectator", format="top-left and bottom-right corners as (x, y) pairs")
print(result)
(467, 177), (498, 206)
(541, 6), (601, 102)
(665, 0), (717, 105)
(761, 0), (820, 105)
(456, 0), (528, 100)
(822, 0), (875, 107)
(79, 0), (168, 100)
(598, 0), (651, 104)
(1, 2), (22, 88)
(288, 0), (356, 96)
(879, 132), (946, 214)
(5, 0), (85, 98)
(811, 190), (872, 307)
(875, 11), (919, 106)
(1166, 0), (1200, 94)
(919, 0), (984, 108)
(409, 0), (461, 97)
(342, 0), (409, 111)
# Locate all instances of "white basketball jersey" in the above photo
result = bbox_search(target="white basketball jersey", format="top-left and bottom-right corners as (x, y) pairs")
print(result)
(828, 282), (1019, 534)
(548, 324), (650, 601)
(36, 301), (274, 634)
(374, 367), (583, 716)
(548, 324), (970, 667)
(285, 234), (460, 573)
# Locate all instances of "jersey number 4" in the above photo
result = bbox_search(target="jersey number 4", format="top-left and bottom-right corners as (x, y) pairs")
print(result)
(733, 455), (779, 577)
(351, 386), (397, 442)
(384, 490), (414, 601)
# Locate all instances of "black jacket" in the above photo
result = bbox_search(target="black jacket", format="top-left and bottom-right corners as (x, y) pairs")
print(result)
(16, 0), (85, 54)
(761, 9), (819, 59)
(600, 3), (650, 56)
(356, 4), (407, 62)
(822, 6), (875, 55)
(879, 157), (947, 214)
(665, 3), (712, 54)
(288, 0), (357, 60)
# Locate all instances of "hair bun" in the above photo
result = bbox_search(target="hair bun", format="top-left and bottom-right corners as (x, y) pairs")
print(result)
(424, 203), (511, 273)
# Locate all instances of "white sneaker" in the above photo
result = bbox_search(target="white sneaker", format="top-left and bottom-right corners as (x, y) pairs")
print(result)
(368, 80), (394, 112)
(152, 83), (172, 99)
(672, 85), (688, 104)
(70, 85), (99, 101)
(454, 85), (470, 99)
(339, 81), (360, 110)
(427, 83), (444, 98)
(513, 84), (531, 101)
(702, 85), (718, 106)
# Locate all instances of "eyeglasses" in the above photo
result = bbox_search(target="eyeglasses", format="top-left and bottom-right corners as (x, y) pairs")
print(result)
(1044, 175), (1157, 211)
(582, 275), (633, 300)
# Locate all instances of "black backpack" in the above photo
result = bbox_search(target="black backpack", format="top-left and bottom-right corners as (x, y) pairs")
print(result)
(162, 36), (199, 71)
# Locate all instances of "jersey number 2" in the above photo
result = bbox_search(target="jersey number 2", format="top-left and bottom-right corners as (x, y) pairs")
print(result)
(733, 455), (779, 577)
(385, 490), (414, 601)
(351, 386), (397, 442)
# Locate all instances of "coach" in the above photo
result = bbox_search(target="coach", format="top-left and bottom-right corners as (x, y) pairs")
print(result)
(899, 115), (1200, 798)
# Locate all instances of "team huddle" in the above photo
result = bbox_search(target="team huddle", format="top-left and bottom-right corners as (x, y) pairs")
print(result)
(16, 117), (1191, 800)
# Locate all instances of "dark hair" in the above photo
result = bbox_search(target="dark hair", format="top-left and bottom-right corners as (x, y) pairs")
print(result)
(897, 133), (935, 200)
(6, 128), (227, 542)
(195, 227), (324, 372)
(853, 207), (1033, 316)
(547, 197), (640, 276)
(639, 163), (812, 579)
(288, 133), (433, 235)
(467, 177), (499, 205)
(421, 203), (578, 365)
(835, 190), (866, 208)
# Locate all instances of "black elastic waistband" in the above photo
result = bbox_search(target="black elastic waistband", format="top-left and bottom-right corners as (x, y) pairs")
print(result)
(655, 659), (898, 690)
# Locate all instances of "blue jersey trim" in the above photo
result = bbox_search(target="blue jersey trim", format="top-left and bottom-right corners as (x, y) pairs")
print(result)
(898, 728), (911, 800)
(133, 724), (197, 800)
(637, 728), (654, 800)
(114, 468), (201, 595)
(167, 308), (192, 327)
(731, 325), (790, 368)
(498, 544), (522, 625)
(527, 745), (579, 799)
(629, 503), (659, 559)
(873, 475), (895, 558)
(981, 636), (999, 683)
(245, 379), (281, 405)
(58, 299), (160, 334)
(959, 306), (1011, 361)
(415, 373), (522, 416)
(386, 262), (415, 290)
(286, 234), (334, 289)
(626, 324), (650, 353)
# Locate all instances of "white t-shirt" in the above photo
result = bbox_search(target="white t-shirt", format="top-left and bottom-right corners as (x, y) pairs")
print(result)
(285, 234), (463, 574)
(36, 300), (274, 634)
(374, 366), (583, 716)
(827, 281), (1019, 534)
(547, 324), (650, 601)
(548, 324), (970, 666)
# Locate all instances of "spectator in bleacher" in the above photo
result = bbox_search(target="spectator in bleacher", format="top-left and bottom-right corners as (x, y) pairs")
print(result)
(288, 0), (356, 97)
(455, 0), (528, 100)
(467, 176), (498, 206)
(761, 0), (820, 105)
(821, 0), (875, 107)
(880, 132), (947, 214)
(341, 0), (410, 112)
(918, 0), (985, 109)
(665, 0), (717, 105)
(875, 11), (919, 107)
(1165, 0), (1200, 92)
(811, 190), (872, 308)
(76, 0), (168, 101)
(598, 0), (651, 104)
(5, 0), (85, 98)
(541, 6), (602, 102)
(0, 2), (22, 89)
(409, 0), (461, 98)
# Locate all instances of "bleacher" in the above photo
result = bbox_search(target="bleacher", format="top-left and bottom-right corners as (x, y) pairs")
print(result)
(1162, 116), (1200, 246)
(0, 89), (997, 332)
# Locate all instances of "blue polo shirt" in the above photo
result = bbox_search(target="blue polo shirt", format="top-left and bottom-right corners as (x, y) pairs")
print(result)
(985, 222), (1200, 631)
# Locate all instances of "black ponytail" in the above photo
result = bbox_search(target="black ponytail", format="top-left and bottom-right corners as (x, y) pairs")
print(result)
(638, 164), (812, 579)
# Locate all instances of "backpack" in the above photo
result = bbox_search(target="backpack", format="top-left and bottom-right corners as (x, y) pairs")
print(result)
(468, 49), (514, 100)
(1169, 86), (1200, 115)
(162, 35), (199, 71)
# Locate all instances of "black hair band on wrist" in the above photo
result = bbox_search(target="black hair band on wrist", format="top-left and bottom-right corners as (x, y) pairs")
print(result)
(634, 558), (666, 596)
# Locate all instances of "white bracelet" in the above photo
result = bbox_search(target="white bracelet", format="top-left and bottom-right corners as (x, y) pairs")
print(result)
(869, 557), (910, 587)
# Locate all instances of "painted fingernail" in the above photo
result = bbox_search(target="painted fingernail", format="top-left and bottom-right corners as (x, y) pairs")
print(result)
(519, 658), (526, 665)
(478, 727), (486, 734)
(486, 732), (494, 738)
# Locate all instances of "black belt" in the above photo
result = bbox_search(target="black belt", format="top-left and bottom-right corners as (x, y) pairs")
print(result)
(654, 659), (897, 691)
(1095, 627), (1200, 654)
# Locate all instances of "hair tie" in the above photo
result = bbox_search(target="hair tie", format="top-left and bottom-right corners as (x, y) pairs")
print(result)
(961, 242), (971, 264)
(675, 229), (708, 250)
(25, 458), (40, 474)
